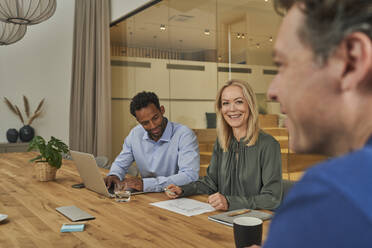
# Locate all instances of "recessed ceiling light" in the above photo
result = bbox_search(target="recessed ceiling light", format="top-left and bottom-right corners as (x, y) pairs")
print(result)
(269, 36), (273, 42)
(160, 24), (166, 31)
(204, 29), (210, 35)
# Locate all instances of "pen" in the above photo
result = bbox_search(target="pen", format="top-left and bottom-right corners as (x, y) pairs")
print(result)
(228, 209), (251, 217)
(164, 187), (176, 196)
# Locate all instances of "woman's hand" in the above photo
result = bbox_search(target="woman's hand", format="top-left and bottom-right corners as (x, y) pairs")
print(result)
(164, 184), (182, 199)
(208, 192), (229, 210)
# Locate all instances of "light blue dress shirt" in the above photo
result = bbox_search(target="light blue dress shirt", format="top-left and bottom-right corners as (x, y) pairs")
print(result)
(108, 120), (200, 192)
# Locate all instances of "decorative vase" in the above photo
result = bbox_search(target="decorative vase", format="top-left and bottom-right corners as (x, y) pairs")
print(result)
(19, 125), (35, 142)
(34, 162), (57, 182)
(6, 128), (19, 143)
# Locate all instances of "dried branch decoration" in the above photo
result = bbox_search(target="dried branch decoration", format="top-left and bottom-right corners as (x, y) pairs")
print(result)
(23, 95), (30, 118)
(15, 106), (25, 125)
(34, 98), (44, 114)
(28, 111), (42, 125)
(4, 97), (24, 124)
(4, 97), (18, 115)
(4, 97), (45, 126)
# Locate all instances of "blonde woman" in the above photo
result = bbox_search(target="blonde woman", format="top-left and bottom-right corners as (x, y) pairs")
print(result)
(165, 80), (282, 211)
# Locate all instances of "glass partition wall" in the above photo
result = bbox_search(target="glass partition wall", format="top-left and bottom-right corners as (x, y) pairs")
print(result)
(110, 0), (286, 165)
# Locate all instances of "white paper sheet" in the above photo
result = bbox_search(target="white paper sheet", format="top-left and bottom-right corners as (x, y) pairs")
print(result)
(150, 198), (215, 217)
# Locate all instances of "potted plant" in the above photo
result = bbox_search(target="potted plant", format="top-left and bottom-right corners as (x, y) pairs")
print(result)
(28, 136), (69, 182)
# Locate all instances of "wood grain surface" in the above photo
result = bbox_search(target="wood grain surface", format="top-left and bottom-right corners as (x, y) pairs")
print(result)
(0, 152), (271, 248)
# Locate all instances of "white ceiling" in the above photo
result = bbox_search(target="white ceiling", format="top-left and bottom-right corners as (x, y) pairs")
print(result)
(110, 0), (282, 53)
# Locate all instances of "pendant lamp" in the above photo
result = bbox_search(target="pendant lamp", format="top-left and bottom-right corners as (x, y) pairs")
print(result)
(0, 21), (27, 45)
(0, 0), (56, 25)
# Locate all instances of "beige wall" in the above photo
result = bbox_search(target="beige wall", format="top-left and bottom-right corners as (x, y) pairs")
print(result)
(0, 0), (75, 144)
(111, 56), (280, 159)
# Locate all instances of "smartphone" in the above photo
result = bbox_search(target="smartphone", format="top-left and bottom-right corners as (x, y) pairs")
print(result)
(71, 183), (85, 189)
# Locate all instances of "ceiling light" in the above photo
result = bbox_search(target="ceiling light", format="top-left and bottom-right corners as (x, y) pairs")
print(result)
(241, 34), (245, 39)
(160, 24), (166, 31)
(204, 29), (210, 35)
(237, 33), (241, 39)
(0, 21), (27, 45)
(0, 0), (57, 25)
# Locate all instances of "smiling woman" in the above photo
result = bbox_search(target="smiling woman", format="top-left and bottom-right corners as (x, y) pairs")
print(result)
(217, 80), (260, 151)
(165, 79), (283, 211)
(220, 86), (250, 137)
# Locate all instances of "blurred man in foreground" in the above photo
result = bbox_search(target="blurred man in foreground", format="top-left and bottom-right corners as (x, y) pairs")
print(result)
(259, 0), (372, 247)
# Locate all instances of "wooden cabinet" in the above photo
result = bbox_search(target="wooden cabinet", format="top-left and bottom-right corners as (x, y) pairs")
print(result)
(0, 142), (29, 153)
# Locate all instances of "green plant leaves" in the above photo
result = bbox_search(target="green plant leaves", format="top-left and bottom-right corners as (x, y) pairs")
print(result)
(28, 136), (69, 169)
(49, 136), (69, 153)
(28, 136), (46, 152)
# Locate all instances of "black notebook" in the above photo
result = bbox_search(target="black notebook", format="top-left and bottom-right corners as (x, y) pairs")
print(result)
(208, 209), (273, 227)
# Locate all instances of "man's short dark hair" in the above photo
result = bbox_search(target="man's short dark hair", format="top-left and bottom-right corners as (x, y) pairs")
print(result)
(130, 91), (161, 117)
(274, 0), (372, 64)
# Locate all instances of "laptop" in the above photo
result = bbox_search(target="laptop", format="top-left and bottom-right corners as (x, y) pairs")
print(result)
(70, 150), (116, 198)
(70, 150), (145, 198)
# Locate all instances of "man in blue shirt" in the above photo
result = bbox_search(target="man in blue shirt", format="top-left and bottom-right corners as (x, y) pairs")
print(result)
(255, 0), (372, 247)
(105, 91), (200, 192)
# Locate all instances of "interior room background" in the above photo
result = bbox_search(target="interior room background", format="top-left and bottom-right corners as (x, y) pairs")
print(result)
(110, 0), (282, 160)
(0, 0), (281, 162)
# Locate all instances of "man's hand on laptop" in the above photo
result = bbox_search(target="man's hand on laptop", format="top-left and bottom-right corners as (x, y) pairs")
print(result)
(123, 177), (143, 191)
(104, 175), (120, 189)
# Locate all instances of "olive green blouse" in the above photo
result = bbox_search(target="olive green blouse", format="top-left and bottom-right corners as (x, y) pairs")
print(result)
(181, 131), (282, 210)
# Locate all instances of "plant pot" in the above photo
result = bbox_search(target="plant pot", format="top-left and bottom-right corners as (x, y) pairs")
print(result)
(34, 162), (57, 182)
(6, 128), (19, 143)
(19, 125), (35, 142)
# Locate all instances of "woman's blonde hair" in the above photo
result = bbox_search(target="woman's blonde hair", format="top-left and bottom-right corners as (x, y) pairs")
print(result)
(216, 79), (259, 151)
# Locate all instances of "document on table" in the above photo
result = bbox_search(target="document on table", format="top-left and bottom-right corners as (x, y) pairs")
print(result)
(150, 198), (215, 217)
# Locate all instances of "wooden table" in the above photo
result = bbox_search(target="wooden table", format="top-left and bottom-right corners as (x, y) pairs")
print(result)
(0, 152), (271, 247)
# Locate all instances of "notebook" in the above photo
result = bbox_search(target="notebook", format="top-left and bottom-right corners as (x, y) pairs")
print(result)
(56, 205), (95, 222)
(208, 209), (273, 227)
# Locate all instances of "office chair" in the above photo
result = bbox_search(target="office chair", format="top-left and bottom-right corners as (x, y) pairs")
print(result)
(95, 156), (109, 169)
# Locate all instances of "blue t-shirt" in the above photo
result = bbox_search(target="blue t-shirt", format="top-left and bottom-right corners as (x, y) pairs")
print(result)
(264, 137), (372, 248)
(108, 120), (200, 192)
